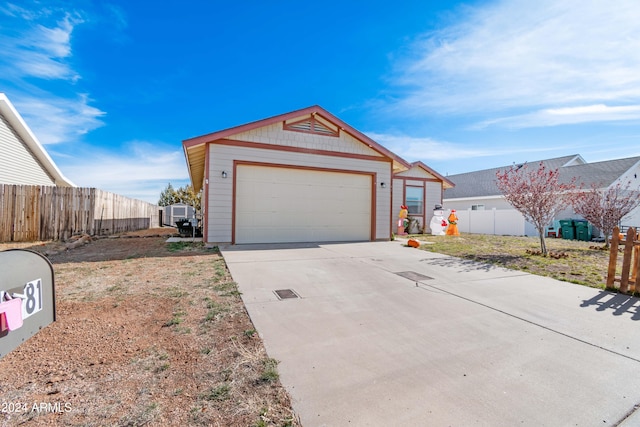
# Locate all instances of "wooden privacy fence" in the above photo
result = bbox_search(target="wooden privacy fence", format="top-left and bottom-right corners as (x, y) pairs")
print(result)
(606, 226), (640, 294)
(0, 184), (159, 242)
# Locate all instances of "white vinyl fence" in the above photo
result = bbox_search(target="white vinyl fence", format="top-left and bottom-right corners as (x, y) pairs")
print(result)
(456, 208), (536, 236)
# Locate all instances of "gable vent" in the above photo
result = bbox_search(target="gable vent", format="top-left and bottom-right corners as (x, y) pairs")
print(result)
(284, 115), (339, 137)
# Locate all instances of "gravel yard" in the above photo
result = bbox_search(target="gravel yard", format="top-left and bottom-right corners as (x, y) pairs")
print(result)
(0, 229), (299, 426)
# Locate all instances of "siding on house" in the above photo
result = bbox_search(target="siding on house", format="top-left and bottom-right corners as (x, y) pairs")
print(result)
(184, 106), (453, 244)
(226, 119), (384, 158)
(392, 178), (404, 215)
(616, 160), (640, 227)
(425, 181), (443, 228)
(207, 143), (391, 243)
(396, 167), (438, 179)
(392, 164), (450, 233)
(0, 113), (56, 186)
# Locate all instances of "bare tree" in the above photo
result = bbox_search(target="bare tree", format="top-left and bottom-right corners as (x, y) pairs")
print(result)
(496, 162), (575, 255)
(569, 181), (640, 247)
(158, 183), (201, 211)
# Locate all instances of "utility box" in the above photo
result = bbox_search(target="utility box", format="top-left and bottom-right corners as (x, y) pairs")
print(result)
(574, 219), (593, 242)
(0, 249), (56, 359)
(559, 219), (576, 240)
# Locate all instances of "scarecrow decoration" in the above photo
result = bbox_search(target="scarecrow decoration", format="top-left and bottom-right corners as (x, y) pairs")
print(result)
(446, 209), (460, 236)
(397, 205), (409, 235)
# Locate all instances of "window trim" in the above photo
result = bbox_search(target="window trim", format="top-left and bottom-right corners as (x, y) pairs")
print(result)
(405, 185), (425, 216)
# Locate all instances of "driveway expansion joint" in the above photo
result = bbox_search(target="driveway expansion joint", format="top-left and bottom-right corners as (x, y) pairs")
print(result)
(420, 281), (640, 365)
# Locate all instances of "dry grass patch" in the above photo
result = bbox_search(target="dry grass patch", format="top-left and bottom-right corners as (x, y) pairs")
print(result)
(411, 233), (611, 288)
(0, 230), (299, 426)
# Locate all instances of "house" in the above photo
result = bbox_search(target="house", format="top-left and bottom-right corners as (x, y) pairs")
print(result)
(393, 161), (455, 233)
(0, 93), (74, 187)
(443, 154), (640, 237)
(183, 105), (453, 244)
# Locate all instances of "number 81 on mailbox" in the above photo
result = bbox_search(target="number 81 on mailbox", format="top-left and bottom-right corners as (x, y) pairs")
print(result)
(21, 279), (43, 319)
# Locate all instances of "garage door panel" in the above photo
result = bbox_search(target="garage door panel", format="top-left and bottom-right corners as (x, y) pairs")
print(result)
(235, 165), (372, 244)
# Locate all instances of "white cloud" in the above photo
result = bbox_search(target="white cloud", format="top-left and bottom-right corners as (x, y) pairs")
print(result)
(1, 11), (83, 81)
(0, 3), (52, 20)
(58, 141), (191, 203)
(367, 132), (490, 161)
(392, 0), (640, 127)
(29, 16), (76, 57)
(14, 94), (105, 144)
(366, 131), (565, 163)
(0, 5), (104, 143)
(478, 104), (640, 129)
(0, 3), (176, 203)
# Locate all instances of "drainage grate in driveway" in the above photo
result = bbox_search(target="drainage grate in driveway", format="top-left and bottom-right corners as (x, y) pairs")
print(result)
(395, 271), (434, 281)
(274, 289), (300, 300)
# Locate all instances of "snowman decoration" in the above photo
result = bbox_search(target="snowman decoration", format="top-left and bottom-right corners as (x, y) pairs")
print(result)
(430, 205), (447, 236)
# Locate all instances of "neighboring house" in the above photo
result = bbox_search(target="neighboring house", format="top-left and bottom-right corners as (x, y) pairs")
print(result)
(183, 105), (453, 244)
(0, 93), (74, 187)
(444, 154), (640, 237)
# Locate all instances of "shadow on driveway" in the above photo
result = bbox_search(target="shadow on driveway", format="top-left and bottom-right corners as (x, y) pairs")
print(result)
(419, 256), (516, 273)
(581, 291), (640, 320)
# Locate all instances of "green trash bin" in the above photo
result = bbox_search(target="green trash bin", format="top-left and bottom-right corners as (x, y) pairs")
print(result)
(574, 219), (592, 241)
(559, 219), (576, 240)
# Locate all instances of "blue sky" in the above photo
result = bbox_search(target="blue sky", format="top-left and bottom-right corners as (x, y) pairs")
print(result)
(2, 0), (640, 203)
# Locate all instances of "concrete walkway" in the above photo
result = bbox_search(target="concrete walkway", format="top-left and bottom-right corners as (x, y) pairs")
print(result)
(221, 240), (640, 426)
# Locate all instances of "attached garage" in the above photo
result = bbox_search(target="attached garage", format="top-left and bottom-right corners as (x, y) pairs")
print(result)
(182, 105), (433, 245)
(234, 164), (373, 243)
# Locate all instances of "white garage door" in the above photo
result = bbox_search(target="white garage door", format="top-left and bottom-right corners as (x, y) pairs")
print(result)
(235, 165), (372, 244)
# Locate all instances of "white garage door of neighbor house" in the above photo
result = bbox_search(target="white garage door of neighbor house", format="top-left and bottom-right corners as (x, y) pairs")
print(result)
(235, 165), (372, 244)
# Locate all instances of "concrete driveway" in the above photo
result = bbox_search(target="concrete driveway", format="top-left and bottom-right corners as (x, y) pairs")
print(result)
(220, 240), (640, 426)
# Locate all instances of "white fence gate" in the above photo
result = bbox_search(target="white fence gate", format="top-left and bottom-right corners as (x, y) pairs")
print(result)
(455, 208), (536, 236)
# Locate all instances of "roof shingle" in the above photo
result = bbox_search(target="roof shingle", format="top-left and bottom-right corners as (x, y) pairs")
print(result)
(444, 154), (640, 199)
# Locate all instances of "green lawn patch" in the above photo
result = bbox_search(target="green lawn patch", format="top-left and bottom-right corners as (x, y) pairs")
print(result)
(411, 233), (610, 289)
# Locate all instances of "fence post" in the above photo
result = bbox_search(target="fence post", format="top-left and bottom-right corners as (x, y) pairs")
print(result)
(1, 184), (159, 242)
(607, 226), (639, 294)
(631, 245), (640, 294)
(606, 226), (620, 290)
(619, 228), (636, 294)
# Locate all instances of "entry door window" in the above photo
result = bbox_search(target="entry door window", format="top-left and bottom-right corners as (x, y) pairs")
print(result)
(406, 186), (424, 215)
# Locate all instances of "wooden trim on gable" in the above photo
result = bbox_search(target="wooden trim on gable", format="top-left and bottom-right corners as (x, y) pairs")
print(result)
(409, 161), (455, 189)
(182, 105), (411, 166)
(393, 176), (442, 184)
(215, 138), (391, 164)
(283, 114), (340, 137)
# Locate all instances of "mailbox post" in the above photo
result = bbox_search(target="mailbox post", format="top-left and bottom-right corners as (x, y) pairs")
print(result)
(0, 249), (56, 359)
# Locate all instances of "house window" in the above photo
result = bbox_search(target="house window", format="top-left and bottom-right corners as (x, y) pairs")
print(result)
(471, 204), (485, 211)
(405, 186), (424, 215)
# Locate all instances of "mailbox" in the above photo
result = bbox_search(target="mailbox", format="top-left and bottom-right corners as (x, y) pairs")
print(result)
(0, 249), (56, 359)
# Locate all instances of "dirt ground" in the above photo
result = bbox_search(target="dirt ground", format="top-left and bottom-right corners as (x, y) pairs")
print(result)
(0, 229), (299, 426)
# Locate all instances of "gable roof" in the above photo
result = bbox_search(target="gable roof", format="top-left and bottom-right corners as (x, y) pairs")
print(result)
(0, 93), (74, 187)
(183, 105), (411, 192)
(562, 156), (640, 188)
(444, 154), (591, 199)
(398, 161), (456, 189)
